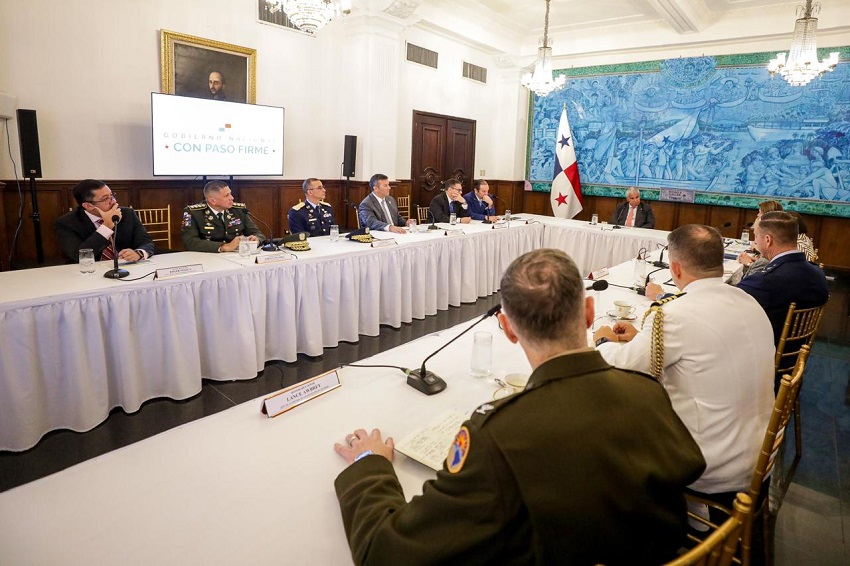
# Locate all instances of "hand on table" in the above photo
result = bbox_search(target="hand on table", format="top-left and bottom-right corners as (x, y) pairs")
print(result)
(334, 428), (394, 465)
(612, 321), (638, 341)
(388, 225), (407, 234)
(117, 249), (142, 262)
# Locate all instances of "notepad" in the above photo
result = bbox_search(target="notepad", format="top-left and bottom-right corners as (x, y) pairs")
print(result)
(394, 409), (469, 471)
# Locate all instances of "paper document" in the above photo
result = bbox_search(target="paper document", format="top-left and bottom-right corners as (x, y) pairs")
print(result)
(394, 409), (469, 471)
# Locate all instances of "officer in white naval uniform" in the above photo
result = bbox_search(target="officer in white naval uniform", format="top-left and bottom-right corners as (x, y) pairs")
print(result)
(593, 224), (775, 498)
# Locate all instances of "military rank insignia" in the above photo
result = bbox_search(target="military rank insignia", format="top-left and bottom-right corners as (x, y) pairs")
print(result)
(446, 426), (471, 474)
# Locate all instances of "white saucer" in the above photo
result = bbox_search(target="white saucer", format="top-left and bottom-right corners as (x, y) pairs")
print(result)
(606, 310), (636, 321)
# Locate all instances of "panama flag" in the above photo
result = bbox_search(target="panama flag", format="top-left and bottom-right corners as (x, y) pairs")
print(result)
(550, 104), (583, 219)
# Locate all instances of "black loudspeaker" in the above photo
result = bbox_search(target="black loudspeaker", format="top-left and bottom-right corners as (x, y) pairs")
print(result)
(343, 135), (357, 178)
(17, 109), (42, 179)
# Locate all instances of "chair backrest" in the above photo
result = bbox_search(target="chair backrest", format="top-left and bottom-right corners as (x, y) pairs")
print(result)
(135, 205), (172, 249)
(775, 302), (824, 377)
(417, 205), (430, 224)
(750, 344), (809, 497)
(353, 203), (362, 229)
(665, 493), (752, 566)
(396, 195), (411, 220)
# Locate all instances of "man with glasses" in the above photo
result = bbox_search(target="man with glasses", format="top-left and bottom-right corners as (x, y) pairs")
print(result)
(287, 178), (335, 237)
(332, 249), (705, 565)
(429, 178), (471, 223)
(181, 180), (265, 253)
(55, 179), (154, 263)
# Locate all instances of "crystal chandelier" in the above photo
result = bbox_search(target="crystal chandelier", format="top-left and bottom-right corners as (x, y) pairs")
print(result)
(267, 0), (351, 35)
(766, 0), (840, 87)
(521, 0), (566, 97)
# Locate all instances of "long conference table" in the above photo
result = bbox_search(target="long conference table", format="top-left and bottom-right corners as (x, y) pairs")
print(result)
(1, 250), (718, 565)
(0, 215), (668, 452)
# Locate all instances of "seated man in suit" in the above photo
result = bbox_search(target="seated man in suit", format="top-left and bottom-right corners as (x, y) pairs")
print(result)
(429, 178), (471, 224)
(358, 173), (409, 234)
(55, 179), (154, 263)
(181, 180), (265, 253)
(737, 211), (829, 344)
(610, 186), (655, 228)
(463, 179), (498, 222)
(332, 249), (705, 565)
(288, 178), (335, 237)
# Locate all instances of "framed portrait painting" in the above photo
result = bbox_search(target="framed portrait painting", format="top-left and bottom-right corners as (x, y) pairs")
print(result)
(160, 30), (256, 104)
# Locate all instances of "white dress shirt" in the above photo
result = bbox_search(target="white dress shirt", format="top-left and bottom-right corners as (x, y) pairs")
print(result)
(597, 277), (775, 493)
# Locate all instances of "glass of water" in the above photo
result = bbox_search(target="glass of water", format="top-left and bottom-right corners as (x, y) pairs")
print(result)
(79, 249), (95, 274)
(408, 219), (417, 232)
(470, 331), (493, 377)
(238, 237), (250, 257)
(504, 209), (512, 223)
(329, 224), (339, 242)
(450, 213), (457, 225)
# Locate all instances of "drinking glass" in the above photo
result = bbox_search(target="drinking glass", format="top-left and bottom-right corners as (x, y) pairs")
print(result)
(470, 331), (493, 377)
(450, 213), (457, 225)
(329, 224), (340, 242)
(79, 249), (95, 274)
(408, 219), (417, 232)
(504, 209), (512, 222)
(238, 237), (250, 257)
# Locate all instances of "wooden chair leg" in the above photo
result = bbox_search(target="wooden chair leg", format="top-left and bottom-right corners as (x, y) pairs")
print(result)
(794, 397), (802, 459)
(762, 504), (772, 566)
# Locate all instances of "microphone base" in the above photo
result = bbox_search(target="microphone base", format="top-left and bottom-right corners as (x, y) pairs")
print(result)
(104, 268), (129, 279)
(427, 224), (440, 231)
(261, 243), (278, 252)
(634, 285), (646, 296)
(652, 261), (669, 269)
(406, 369), (447, 395)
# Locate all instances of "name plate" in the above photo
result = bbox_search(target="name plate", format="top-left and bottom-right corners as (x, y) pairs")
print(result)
(444, 228), (465, 237)
(371, 238), (398, 248)
(261, 369), (341, 417)
(590, 267), (609, 280)
(256, 252), (292, 264)
(491, 221), (508, 230)
(660, 188), (695, 203)
(155, 264), (204, 280)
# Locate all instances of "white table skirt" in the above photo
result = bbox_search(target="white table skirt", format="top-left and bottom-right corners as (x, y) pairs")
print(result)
(0, 223), (543, 451)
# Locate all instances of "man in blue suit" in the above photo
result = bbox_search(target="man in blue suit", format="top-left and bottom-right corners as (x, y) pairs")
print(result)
(737, 211), (829, 344)
(463, 179), (498, 222)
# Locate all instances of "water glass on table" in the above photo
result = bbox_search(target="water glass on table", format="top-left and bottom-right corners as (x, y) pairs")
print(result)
(470, 331), (493, 377)
(79, 249), (95, 274)
(329, 224), (339, 242)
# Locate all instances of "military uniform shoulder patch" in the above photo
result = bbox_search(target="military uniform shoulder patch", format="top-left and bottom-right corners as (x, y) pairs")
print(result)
(291, 202), (305, 210)
(446, 426), (471, 474)
(319, 200), (331, 206)
(187, 203), (206, 210)
(181, 211), (193, 227)
(232, 202), (247, 209)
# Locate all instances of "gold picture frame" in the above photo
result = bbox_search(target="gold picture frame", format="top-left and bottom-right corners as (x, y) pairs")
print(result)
(160, 29), (257, 104)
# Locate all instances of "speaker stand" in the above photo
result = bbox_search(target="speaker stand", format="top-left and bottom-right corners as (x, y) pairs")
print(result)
(28, 176), (44, 264)
(343, 174), (351, 230)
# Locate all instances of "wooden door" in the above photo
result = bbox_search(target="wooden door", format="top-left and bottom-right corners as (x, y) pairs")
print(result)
(411, 111), (475, 211)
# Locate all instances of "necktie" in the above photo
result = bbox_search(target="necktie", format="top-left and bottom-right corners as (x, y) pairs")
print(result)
(449, 201), (454, 214)
(97, 219), (115, 260)
(626, 206), (636, 227)
(381, 200), (392, 224)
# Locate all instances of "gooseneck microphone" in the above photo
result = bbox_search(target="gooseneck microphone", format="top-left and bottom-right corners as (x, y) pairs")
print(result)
(426, 208), (440, 230)
(586, 280), (609, 292)
(644, 266), (668, 289)
(653, 244), (669, 268)
(405, 304), (502, 395)
(104, 215), (129, 279)
(248, 211), (277, 251)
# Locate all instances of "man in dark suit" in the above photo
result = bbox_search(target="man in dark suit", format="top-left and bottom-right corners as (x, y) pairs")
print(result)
(55, 179), (154, 263)
(358, 174), (408, 234)
(463, 179), (498, 222)
(331, 249), (705, 565)
(429, 178), (471, 223)
(737, 211), (829, 344)
(610, 186), (655, 228)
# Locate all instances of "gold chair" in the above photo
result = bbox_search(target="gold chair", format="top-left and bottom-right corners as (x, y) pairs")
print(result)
(396, 195), (411, 220)
(685, 345), (810, 566)
(135, 204), (172, 249)
(665, 493), (752, 566)
(775, 302), (825, 457)
(417, 205), (430, 224)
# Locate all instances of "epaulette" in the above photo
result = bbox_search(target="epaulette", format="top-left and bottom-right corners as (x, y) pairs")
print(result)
(232, 202), (247, 208)
(469, 393), (522, 426)
(319, 200), (331, 206)
(762, 263), (779, 274)
(188, 203), (206, 210)
(649, 292), (685, 309)
(291, 202), (305, 210)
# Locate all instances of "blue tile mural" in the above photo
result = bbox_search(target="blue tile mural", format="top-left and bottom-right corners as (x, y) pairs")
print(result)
(526, 49), (850, 216)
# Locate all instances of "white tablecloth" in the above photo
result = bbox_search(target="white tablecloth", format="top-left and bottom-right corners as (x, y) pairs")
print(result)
(0, 223), (543, 451)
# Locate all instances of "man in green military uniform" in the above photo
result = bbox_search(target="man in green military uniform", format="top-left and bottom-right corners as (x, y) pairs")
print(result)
(332, 249), (706, 565)
(181, 180), (265, 253)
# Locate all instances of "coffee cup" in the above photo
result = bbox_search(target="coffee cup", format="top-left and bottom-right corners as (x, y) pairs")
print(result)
(614, 300), (635, 319)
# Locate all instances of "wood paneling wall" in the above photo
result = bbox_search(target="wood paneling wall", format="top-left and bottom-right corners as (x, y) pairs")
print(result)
(3, 178), (848, 270)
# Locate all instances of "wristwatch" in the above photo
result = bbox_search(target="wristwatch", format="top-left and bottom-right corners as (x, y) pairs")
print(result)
(656, 293), (666, 301)
(595, 337), (610, 347)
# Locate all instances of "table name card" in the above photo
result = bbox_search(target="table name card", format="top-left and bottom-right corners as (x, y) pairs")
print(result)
(371, 239), (398, 248)
(261, 369), (341, 418)
(256, 252), (292, 264)
(491, 221), (508, 230)
(444, 229), (465, 237)
(590, 267), (609, 280)
(155, 264), (204, 280)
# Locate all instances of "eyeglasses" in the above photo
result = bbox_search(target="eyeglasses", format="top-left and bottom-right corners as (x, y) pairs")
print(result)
(89, 193), (116, 205)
